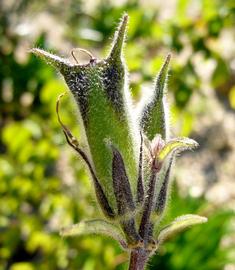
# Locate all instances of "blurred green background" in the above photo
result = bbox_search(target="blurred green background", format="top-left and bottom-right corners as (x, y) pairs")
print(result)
(0, 0), (235, 269)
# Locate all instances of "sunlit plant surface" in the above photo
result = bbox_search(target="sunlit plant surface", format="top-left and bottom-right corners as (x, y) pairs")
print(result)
(31, 14), (207, 270)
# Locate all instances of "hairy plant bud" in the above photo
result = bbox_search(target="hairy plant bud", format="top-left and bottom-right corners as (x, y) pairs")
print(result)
(31, 15), (138, 212)
(151, 134), (165, 157)
(140, 54), (171, 140)
(32, 14), (207, 265)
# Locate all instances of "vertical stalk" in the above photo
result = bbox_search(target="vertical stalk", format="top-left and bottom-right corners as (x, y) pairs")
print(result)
(128, 249), (149, 270)
(139, 167), (157, 240)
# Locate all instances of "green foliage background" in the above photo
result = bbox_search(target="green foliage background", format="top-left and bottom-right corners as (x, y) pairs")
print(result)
(0, 0), (235, 269)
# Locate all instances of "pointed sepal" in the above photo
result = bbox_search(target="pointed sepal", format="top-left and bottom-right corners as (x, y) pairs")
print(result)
(108, 14), (128, 61)
(157, 214), (208, 244)
(137, 132), (144, 204)
(109, 144), (143, 247)
(60, 219), (127, 249)
(30, 48), (70, 72)
(155, 157), (173, 215)
(139, 169), (157, 240)
(140, 54), (171, 140)
(154, 54), (171, 99)
(110, 144), (135, 216)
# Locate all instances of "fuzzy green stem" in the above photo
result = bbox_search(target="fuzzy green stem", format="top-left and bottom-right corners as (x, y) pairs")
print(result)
(128, 249), (149, 270)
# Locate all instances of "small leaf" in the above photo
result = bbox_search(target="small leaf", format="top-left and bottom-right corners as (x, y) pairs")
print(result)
(158, 137), (198, 162)
(60, 219), (127, 249)
(157, 214), (208, 244)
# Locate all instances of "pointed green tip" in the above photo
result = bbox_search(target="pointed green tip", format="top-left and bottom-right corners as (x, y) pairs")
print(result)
(30, 48), (69, 71)
(165, 53), (171, 65)
(155, 53), (171, 98)
(108, 14), (129, 60)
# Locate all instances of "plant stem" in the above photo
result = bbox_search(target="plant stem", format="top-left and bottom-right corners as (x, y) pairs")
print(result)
(128, 249), (149, 270)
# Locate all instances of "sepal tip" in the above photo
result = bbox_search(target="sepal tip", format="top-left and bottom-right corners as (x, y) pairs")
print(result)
(108, 13), (129, 60)
(30, 48), (69, 71)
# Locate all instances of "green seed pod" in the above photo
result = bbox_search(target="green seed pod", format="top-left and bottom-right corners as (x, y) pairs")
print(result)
(31, 14), (138, 213)
(140, 54), (171, 140)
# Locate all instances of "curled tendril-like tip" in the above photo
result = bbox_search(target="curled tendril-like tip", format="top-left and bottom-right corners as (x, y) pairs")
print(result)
(71, 48), (95, 64)
(56, 92), (79, 146)
(56, 92), (66, 128)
